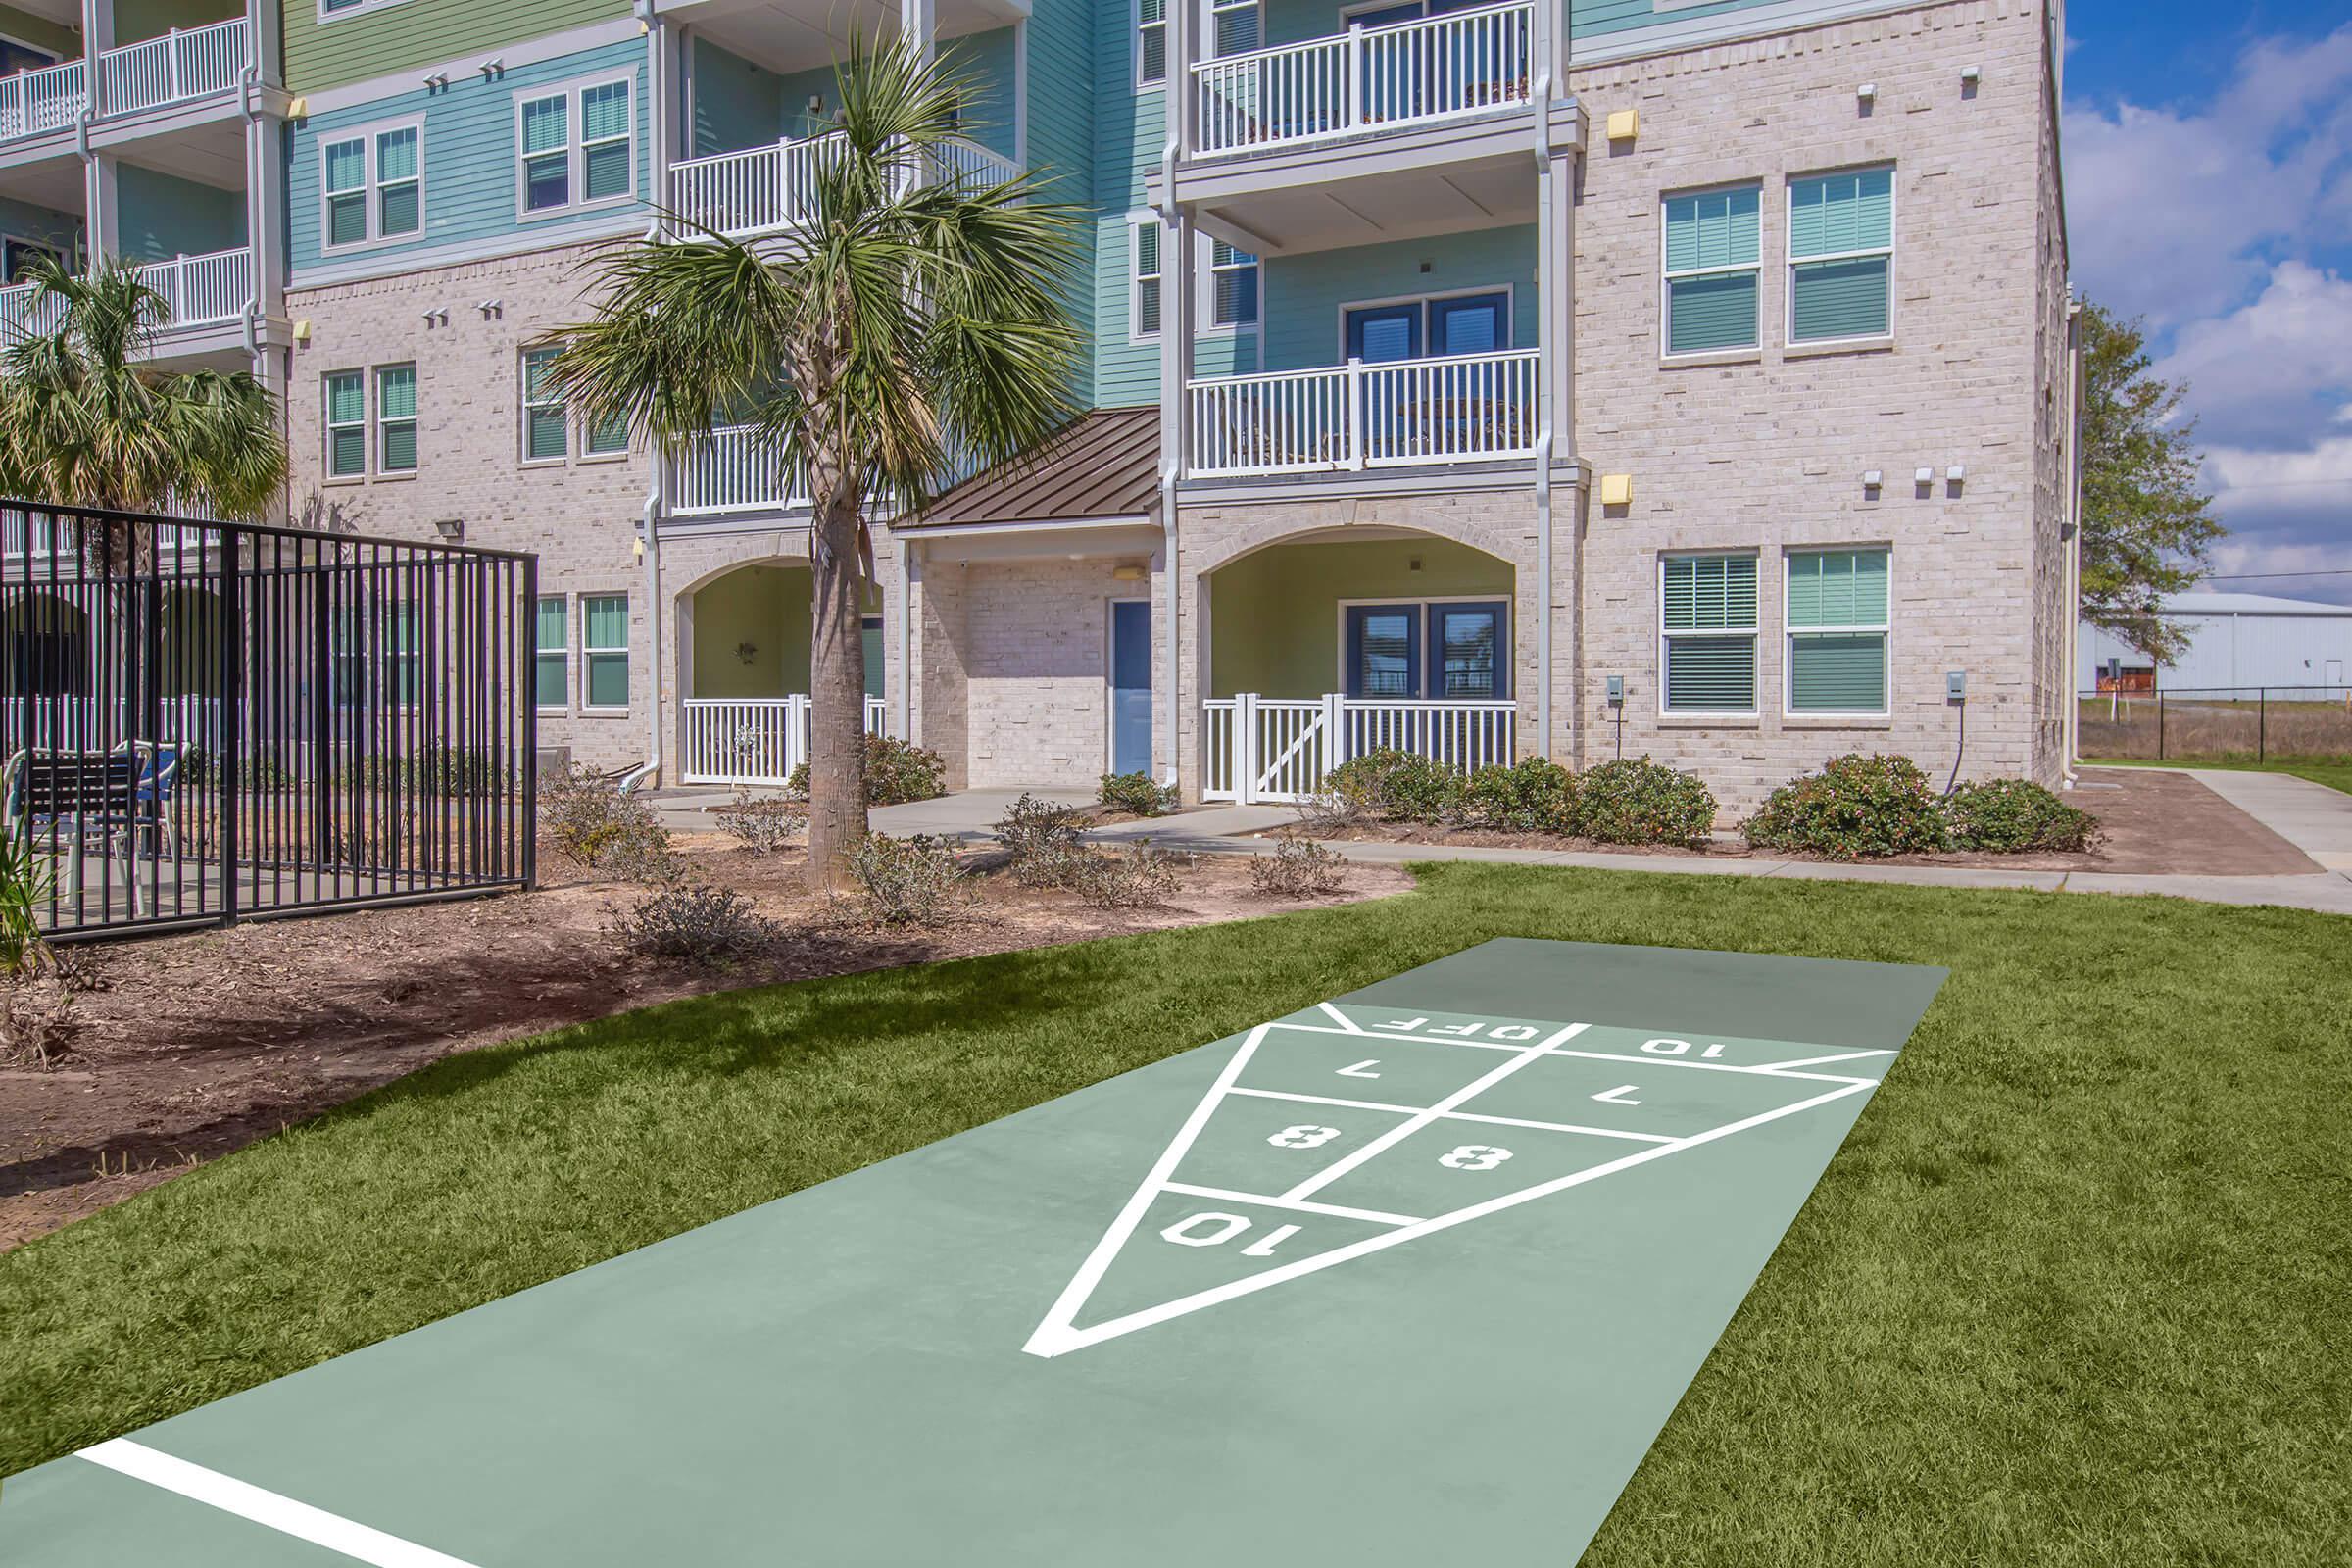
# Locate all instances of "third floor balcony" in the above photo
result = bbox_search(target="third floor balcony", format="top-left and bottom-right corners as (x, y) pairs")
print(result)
(0, 14), (254, 151)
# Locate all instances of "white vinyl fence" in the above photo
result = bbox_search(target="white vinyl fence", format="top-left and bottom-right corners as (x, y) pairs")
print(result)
(668, 134), (1018, 239)
(1187, 348), (1540, 477)
(0, 58), (85, 142)
(135, 247), (252, 330)
(1201, 693), (1517, 803)
(680, 694), (890, 786)
(96, 19), (247, 117)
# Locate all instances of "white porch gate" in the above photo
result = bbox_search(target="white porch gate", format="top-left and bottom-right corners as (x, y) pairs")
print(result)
(680, 695), (889, 786)
(1201, 693), (1517, 804)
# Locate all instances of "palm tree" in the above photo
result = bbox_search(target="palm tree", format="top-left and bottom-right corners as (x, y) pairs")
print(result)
(552, 35), (1081, 891)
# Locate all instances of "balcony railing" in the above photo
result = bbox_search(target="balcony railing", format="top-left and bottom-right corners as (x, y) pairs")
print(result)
(668, 424), (808, 516)
(135, 247), (253, 331)
(0, 58), (85, 142)
(1192, 0), (1531, 158)
(1186, 347), (1540, 478)
(680, 694), (890, 786)
(98, 19), (248, 118)
(0, 280), (65, 341)
(1203, 693), (1517, 803)
(667, 132), (1020, 239)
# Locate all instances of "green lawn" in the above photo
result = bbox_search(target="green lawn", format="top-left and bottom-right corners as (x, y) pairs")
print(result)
(2085, 755), (2352, 795)
(4, 864), (2348, 1563)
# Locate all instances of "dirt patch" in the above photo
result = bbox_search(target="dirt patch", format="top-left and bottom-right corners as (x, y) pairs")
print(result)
(0, 838), (1410, 1253)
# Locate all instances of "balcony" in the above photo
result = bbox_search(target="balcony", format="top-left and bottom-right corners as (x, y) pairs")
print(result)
(666, 133), (1020, 241)
(0, 60), (85, 144)
(0, 19), (251, 149)
(0, 247), (252, 356)
(1185, 348), (1539, 479)
(669, 424), (808, 516)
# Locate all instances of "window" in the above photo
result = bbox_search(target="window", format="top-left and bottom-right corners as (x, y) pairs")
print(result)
(517, 76), (634, 220)
(321, 122), (422, 251)
(1131, 220), (1161, 340)
(375, 364), (416, 472)
(1136, 0), (1166, 86)
(1342, 601), (1508, 700)
(325, 370), (366, 477)
(2, 236), (61, 284)
(521, 348), (566, 462)
(1210, 0), (1260, 57)
(582, 594), (628, 709)
(386, 602), (419, 706)
(0, 39), (58, 75)
(1659, 554), (1757, 713)
(1662, 184), (1759, 355)
(584, 408), (628, 457)
(861, 614), (885, 700)
(533, 597), (567, 710)
(1788, 167), (1892, 344)
(1786, 548), (1888, 714)
(1209, 239), (1257, 328)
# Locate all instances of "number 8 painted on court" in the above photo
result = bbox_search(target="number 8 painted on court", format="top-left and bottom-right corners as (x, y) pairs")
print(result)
(1267, 1124), (1343, 1149)
(1439, 1145), (1512, 1171)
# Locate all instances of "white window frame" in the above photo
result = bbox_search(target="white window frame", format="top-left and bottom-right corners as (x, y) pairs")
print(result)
(533, 594), (569, 714)
(318, 116), (424, 255)
(514, 73), (636, 223)
(1204, 235), (1258, 334)
(1656, 551), (1759, 718)
(1129, 216), (1162, 343)
(373, 362), (418, 475)
(1333, 595), (1513, 701)
(1332, 284), (1515, 361)
(580, 592), (630, 713)
(1208, 0), (1262, 59)
(323, 368), (368, 480)
(1782, 547), (1892, 719)
(317, 0), (415, 24)
(519, 346), (568, 466)
(1135, 0), (1166, 88)
(1785, 163), (1896, 348)
(1659, 180), (1761, 360)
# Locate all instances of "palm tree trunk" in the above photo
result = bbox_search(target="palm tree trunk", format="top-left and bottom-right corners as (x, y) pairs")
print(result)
(805, 459), (870, 894)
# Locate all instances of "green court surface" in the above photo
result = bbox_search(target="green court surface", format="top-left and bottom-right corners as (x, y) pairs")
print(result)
(1, 938), (1942, 1566)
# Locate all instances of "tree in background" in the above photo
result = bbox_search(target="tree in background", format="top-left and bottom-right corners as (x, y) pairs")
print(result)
(2078, 300), (2225, 665)
(554, 37), (1079, 891)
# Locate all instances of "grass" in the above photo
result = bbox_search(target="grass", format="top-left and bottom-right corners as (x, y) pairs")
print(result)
(2085, 755), (2352, 796)
(4, 864), (2349, 1563)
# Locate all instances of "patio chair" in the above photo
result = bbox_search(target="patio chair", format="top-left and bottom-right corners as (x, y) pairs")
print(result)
(1, 742), (151, 918)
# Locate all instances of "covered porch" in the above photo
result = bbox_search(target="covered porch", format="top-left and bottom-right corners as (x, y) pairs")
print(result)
(675, 559), (886, 786)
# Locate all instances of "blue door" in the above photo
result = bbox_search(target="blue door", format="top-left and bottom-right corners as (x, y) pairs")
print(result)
(1345, 605), (1422, 699)
(1347, 304), (1422, 463)
(1430, 291), (1507, 356)
(1109, 600), (1152, 776)
(1430, 601), (1509, 697)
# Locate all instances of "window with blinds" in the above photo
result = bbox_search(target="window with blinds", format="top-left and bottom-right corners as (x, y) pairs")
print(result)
(1786, 548), (1889, 713)
(1131, 220), (1161, 340)
(325, 370), (366, 477)
(517, 76), (634, 219)
(534, 597), (567, 710)
(1662, 184), (1759, 356)
(521, 348), (567, 462)
(1788, 168), (1892, 343)
(1210, 240), (1257, 328)
(583, 595), (629, 710)
(1136, 0), (1166, 85)
(375, 364), (417, 473)
(1659, 554), (1757, 712)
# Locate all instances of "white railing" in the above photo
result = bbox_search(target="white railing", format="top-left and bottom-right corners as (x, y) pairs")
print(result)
(1192, 0), (1532, 157)
(0, 280), (65, 342)
(1201, 692), (1517, 803)
(1187, 347), (1540, 478)
(668, 133), (1019, 238)
(0, 58), (85, 142)
(680, 694), (890, 787)
(135, 247), (252, 331)
(926, 138), (1019, 190)
(668, 424), (808, 516)
(96, 19), (247, 118)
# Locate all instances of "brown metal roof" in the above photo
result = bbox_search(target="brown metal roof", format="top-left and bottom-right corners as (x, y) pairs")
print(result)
(906, 407), (1160, 529)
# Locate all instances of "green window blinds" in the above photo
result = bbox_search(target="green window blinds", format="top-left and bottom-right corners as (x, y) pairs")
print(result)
(521, 348), (566, 460)
(1211, 240), (1257, 327)
(1661, 555), (1757, 711)
(1787, 549), (1889, 711)
(1138, 0), (1166, 83)
(581, 82), (630, 203)
(376, 127), (419, 237)
(1134, 222), (1161, 337)
(585, 409), (627, 456)
(386, 603), (419, 706)
(583, 594), (628, 708)
(1789, 169), (1892, 342)
(375, 365), (416, 472)
(1663, 186), (1759, 354)
(326, 370), (365, 476)
(324, 138), (367, 248)
(1211, 0), (1258, 57)
(534, 597), (567, 709)
(521, 95), (569, 211)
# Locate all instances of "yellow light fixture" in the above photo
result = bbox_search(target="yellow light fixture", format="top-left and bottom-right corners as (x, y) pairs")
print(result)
(1598, 472), (1634, 507)
(291, 318), (312, 343)
(1604, 108), (1638, 142)
(287, 95), (308, 118)
(1110, 563), (1148, 581)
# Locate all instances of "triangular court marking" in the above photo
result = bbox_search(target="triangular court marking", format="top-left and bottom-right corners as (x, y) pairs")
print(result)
(1023, 1018), (1881, 1358)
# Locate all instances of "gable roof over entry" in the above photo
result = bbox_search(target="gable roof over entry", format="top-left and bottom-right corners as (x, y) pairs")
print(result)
(905, 407), (1160, 531)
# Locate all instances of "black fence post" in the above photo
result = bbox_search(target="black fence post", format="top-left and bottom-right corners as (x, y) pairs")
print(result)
(2157, 689), (2166, 760)
(217, 523), (242, 926)
(2258, 688), (2267, 763)
(520, 554), (538, 891)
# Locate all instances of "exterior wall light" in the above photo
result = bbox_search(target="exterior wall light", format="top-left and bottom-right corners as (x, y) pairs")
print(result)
(1598, 473), (1634, 506)
(1604, 109), (1638, 142)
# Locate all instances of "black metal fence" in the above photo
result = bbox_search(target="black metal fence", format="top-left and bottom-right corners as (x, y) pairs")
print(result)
(2, 501), (537, 940)
(2077, 685), (2352, 764)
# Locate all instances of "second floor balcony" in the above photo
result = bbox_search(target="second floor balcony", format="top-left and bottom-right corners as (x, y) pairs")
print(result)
(0, 17), (251, 149)
(666, 132), (1021, 241)
(0, 245), (254, 348)
(1185, 346), (1540, 480)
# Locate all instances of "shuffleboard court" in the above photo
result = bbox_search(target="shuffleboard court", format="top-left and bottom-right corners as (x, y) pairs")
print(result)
(2, 938), (1944, 1565)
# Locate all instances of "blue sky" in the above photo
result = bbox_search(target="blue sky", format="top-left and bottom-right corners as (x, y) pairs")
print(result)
(2062, 0), (2352, 604)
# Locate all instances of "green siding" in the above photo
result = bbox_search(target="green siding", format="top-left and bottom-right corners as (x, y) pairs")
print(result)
(0, 3), (79, 60)
(1206, 537), (1510, 697)
(0, 194), (82, 260)
(114, 0), (236, 47)
(943, 27), (1018, 158)
(284, 0), (629, 96)
(1026, 0), (1095, 407)
(113, 163), (246, 263)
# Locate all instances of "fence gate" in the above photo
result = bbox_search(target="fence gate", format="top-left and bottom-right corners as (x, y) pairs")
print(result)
(1201, 693), (1518, 804)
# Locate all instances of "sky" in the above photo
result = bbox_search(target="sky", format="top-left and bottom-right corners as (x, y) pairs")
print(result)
(2062, 0), (2352, 605)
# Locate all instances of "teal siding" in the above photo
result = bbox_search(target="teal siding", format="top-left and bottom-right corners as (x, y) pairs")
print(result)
(1263, 226), (1536, 370)
(0, 195), (82, 259)
(770, 62), (839, 142)
(114, 164), (246, 263)
(1028, 0), (1097, 405)
(288, 36), (649, 277)
(689, 38), (782, 157)
(944, 27), (1019, 158)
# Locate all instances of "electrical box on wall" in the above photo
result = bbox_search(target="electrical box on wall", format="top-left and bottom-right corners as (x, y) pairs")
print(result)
(1606, 675), (1625, 705)
(1946, 670), (1968, 701)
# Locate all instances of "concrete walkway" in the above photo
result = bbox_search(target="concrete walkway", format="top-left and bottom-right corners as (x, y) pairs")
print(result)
(648, 770), (2352, 916)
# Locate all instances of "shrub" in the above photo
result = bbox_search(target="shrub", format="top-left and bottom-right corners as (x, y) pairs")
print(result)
(1458, 757), (1579, 833)
(1946, 778), (2102, 854)
(713, 789), (805, 854)
(1250, 832), (1348, 899)
(0, 973), (77, 1067)
(847, 833), (975, 926)
(1742, 754), (1951, 859)
(1067, 839), (1187, 908)
(1322, 749), (1466, 823)
(1573, 757), (1719, 848)
(993, 793), (1091, 887)
(0, 832), (53, 979)
(785, 734), (948, 806)
(606, 881), (777, 964)
(541, 762), (674, 879)
(1099, 770), (1178, 817)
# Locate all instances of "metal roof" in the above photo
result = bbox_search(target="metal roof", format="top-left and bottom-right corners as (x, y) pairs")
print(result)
(905, 407), (1160, 530)
(2156, 591), (2352, 616)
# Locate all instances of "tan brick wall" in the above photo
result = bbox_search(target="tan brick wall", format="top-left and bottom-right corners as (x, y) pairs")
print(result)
(959, 559), (1137, 791)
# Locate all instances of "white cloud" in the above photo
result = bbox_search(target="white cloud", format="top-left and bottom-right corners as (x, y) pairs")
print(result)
(2156, 262), (2352, 449)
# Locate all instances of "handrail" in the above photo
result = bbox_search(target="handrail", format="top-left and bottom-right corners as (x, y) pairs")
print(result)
(96, 18), (248, 117)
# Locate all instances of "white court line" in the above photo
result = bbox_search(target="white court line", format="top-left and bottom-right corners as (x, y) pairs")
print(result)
(1161, 1182), (1423, 1226)
(1315, 1001), (1365, 1033)
(1277, 1023), (1590, 1203)
(1226, 1086), (1677, 1144)
(77, 1440), (478, 1568)
(1264, 1022), (1879, 1083)
(1751, 1049), (1895, 1073)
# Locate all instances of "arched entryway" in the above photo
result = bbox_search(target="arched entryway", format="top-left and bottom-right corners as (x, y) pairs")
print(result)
(676, 560), (883, 786)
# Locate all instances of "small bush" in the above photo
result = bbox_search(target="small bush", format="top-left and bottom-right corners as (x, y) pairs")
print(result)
(1742, 754), (1951, 859)
(1946, 778), (2102, 854)
(994, 793), (1091, 887)
(1067, 839), (1187, 908)
(847, 833), (975, 926)
(1458, 757), (1579, 833)
(1323, 749), (1466, 823)
(606, 881), (777, 963)
(1099, 770), (1178, 817)
(1574, 757), (1719, 848)
(1250, 833), (1348, 899)
(713, 789), (806, 854)
(785, 734), (948, 806)
(541, 762), (675, 879)
(0, 974), (77, 1067)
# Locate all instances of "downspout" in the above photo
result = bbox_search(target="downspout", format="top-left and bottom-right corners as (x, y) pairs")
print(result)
(2062, 294), (2084, 781)
(238, 55), (262, 357)
(1528, 21), (1558, 760)
(618, 482), (664, 791)
(1159, 468), (1178, 792)
(896, 535), (912, 739)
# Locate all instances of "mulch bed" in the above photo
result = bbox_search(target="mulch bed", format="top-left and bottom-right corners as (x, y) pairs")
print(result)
(0, 836), (1410, 1253)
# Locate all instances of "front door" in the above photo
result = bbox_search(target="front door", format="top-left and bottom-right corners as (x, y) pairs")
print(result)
(1109, 599), (1152, 776)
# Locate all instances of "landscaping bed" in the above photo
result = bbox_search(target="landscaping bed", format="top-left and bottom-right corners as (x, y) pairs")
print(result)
(0, 835), (1407, 1252)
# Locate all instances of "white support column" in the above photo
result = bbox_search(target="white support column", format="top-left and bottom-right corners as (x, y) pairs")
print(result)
(81, 0), (111, 59)
(248, 0), (283, 87)
(247, 115), (284, 321)
(900, 0), (936, 60)
(84, 153), (117, 272)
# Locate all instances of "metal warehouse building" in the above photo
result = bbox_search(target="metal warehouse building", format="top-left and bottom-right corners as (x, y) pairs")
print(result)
(2079, 592), (2352, 697)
